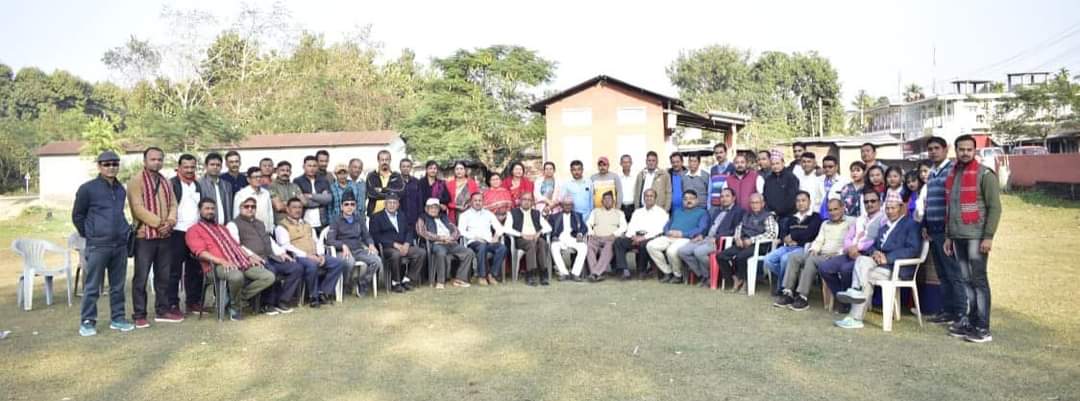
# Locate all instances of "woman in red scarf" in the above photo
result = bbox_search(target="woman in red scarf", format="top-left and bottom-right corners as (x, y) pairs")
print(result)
(502, 161), (534, 207)
(484, 173), (513, 218)
(445, 161), (478, 224)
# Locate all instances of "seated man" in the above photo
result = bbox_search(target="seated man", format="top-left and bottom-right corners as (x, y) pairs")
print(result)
(646, 190), (709, 284)
(370, 194), (426, 293)
(678, 187), (744, 287)
(716, 193), (778, 292)
(549, 197), (589, 281)
(186, 198), (275, 321)
(763, 191), (823, 294)
(817, 189), (885, 303)
(228, 196), (304, 314)
(504, 192), (553, 286)
(274, 197), (348, 307)
(416, 198), (475, 288)
(774, 199), (852, 311)
(614, 189), (668, 280)
(585, 191), (627, 281)
(833, 193), (921, 329)
(325, 192), (384, 296)
(459, 192), (508, 285)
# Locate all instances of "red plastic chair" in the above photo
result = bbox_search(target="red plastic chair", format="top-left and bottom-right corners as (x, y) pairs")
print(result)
(707, 236), (734, 290)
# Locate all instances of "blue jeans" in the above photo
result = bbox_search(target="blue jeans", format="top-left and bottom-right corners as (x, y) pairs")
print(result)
(954, 238), (992, 330)
(262, 258), (304, 306)
(469, 241), (508, 279)
(929, 231), (965, 317)
(80, 244), (128, 324)
(764, 245), (803, 285)
(818, 255), (856, 295)
(297, 256), (347, 300)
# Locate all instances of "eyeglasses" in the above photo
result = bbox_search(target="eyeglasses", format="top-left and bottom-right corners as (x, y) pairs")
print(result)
(100, 162), (119, 167)
(863, 199), (879, 205)
(241, 204), (257, 210)
(342, 202), (357, 206)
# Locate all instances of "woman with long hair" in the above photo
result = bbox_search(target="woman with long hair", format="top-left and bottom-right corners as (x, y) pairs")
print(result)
(419, 160), (450, 214)
(839, 161), (867, 217)
(445, 160), (479, 223)
(884, 166), (905, 205)
(902, 168), (926, 221)
(866, 165), (887, 199)
(533, 161), (561, 215)
(503, 161), (534, 208)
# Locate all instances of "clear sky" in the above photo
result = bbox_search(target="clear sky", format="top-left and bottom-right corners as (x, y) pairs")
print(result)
(2, 0), (1079, 106)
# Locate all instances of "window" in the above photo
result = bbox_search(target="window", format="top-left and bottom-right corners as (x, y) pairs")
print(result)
(561, 108), (592, 127)
(616, 107), (647, 125)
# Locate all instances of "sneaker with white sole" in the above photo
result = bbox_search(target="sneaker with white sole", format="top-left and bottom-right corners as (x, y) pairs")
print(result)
(964, 327), (993, 343)
(79, 320), (97, 337)
(836, 288), (866, 304)
(110, 319), (135, 332)
(834, 317), (864, 329)
(273, 305), (294, 314)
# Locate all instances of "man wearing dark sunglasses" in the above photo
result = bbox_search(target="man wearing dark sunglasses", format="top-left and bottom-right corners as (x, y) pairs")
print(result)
(816, 189), (885, 311)
(325, 192), (383, 297)
(73, 151), (135, 336)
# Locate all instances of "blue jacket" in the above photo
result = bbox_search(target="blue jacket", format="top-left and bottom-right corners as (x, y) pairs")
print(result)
(663, 207), (710, 238)
(369, 210), (416, 249)
(548, 211), (587, 240)
(72, 176), (130, 247)
(871, 215), (922, 277)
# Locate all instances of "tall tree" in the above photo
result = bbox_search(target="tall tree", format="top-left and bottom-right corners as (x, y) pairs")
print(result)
(992, 68), (1079, 147)
(903, 83), (925, 102)
(849, 89), (876, 133)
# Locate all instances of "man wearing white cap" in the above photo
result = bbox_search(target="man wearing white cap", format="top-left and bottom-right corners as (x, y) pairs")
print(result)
(833, 191), (922, 329)
(416, 198), (475, 288)
(762, 149), (800, 219)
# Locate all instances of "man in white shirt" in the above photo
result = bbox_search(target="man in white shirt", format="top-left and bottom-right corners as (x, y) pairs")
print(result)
(618, 154), (636, 221)
(274, 198), (348, 308)
(795, 152), (824, 213)
(233, 167), (274, 233)
(613, 189), (669, 280)
(816, 155), (848, 217)
(504, 192), (553, 286)
(459, 193), (508, 285)
(169, 153), (201, 320)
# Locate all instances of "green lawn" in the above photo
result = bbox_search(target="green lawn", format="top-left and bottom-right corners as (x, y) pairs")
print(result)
(0, 194), (1078, 401)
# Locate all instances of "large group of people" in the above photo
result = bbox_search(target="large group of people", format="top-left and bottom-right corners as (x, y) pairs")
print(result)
(71, 135), (1001, 343)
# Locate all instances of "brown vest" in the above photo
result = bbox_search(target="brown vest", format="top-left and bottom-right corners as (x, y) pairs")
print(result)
(234, 216), (271, 258)
(280, 218), (316, 255)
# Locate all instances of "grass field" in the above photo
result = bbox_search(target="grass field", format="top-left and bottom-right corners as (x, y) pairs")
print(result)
(0, 194), (1078, 401)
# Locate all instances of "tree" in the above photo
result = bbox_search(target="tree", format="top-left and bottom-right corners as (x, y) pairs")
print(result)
(903, 83), (925, 102)
(402, 45), (553, 171)
(80, 116), (122, 158)
(992, 68), (1079, 147)
(848, 90), (876, 133)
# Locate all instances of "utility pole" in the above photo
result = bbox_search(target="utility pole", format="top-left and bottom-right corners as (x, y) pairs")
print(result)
(818, 97), (824, 137)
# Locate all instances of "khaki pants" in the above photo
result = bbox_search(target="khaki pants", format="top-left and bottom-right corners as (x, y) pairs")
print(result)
(846, 256), (892, 321)
(214, 265), (275, 311)
(645, 237), (690, 277)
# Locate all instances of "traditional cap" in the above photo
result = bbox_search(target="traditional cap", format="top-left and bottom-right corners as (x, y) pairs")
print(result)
(341, 191), (356, 203)
(769, 149), (784, 161)
(96, 151), (120, 163)
(334, 163), (348, 173)
(425, 198), (441, 207)
(884, 191), (903, 206)
(597, 156), (609, 165)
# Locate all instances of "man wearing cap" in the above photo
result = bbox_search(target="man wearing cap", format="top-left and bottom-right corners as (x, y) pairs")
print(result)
(416, 198), (474, 288)
(763, 149), (800, 219)
(833, 191), (921, 329)
(370, 194), (425, 293)
(73, 151), (135, 336)
(228, 196), (303, 314)
(234, 167), (274, 233)
(275, 197), (348, 307)
(128, 147), (179, 327)
(589, 156), (622, 210)
(329, 163), (357, 223)
(549, 196), (589, 281)
(325, 191), (383, 296)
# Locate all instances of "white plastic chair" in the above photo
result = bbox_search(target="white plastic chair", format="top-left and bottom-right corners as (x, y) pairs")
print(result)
(317, 228), (351, 303)
(873, 241), (930, 332)
(508, 234), (552, 282)
(745, 238), (780, 296)
(322, 228), (376, 300)
(67, 233), (87, 297)
(13, 239), (73, 311)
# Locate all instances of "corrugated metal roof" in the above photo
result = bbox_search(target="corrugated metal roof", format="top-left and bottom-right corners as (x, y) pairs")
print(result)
(37, 131), (400, 156)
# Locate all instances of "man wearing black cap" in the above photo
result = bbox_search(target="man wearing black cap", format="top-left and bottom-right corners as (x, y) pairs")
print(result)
(72, 151), (135, 336)
(369, 193), (425, 293)
(325, 191), (383, 296)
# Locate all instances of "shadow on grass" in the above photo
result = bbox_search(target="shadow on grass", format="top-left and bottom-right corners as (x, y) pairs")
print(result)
(1010, 189), (1080, 209)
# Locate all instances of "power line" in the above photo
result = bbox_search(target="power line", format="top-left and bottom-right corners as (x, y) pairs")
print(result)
(966, 20), (1080, 77)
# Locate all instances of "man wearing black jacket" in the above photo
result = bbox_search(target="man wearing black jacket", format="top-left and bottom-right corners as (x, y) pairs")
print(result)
(763, 150), (799, 219)
(72, 151), (135, 336)
(369, 194), (425, 293)
(762, 191), (822, 294)
(294, 155), (332, 234)
(169, 153), (202, 318)
(366, 150), (405, 217)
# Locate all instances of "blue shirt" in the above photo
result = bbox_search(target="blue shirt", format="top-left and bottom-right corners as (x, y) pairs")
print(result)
(562, 178), (593, 218)
(662, 207), (709, 238)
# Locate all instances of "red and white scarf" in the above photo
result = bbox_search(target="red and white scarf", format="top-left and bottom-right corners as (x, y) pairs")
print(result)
(140, 170), (174, 239)
(196, 220), (251, 273)
(944, 161), (981, 224)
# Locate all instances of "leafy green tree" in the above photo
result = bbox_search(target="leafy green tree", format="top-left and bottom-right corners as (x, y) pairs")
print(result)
(903, 83), (925, 102)
(992, 68), (1079, 146)
(80, 117), (122, 158)
(848, 90), (876, 133)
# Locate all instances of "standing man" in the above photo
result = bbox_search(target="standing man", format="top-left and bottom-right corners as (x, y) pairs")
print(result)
(169, 154), (202, 318)
(682, 154), (708, 210)
(258, 158), (275, 188)
(589, 157), (622, 210)
(726, 154), (763, 210)
(399, 158), (423, 228)
(325, 192), (383, 296)
(549, 197), (589, 281)
(73, 151), (135, 336)
(369, 194), (426, 293)
(459, 192), (508, 285)
(944, 134), (1002, 343)
(275, 197), (348, 307)
(585, 191), (627, 281)
(668, 153), (686, 213)
(366, 150), (405, 217)
(816, 155), (848, 218)
(633, 151), (671, 212)
(229, 196), (303, 314)
(504, 192), (553, 286)
(222, 150), (245, 200)
(763, 150), (800, 219)
(328, 163), (356, 223)
(708, 143), (735, 213)
(269, 161), (304, 225)
(315, 150), (331, 180)
(795, 152), (824, 213)
(788, 142), (806, 171)
(617, 154), (636, 222)
(234, 167), (274, 233)
(645, 190), (709, 284)
(294, 155), (332, 235)
(561, 160), (593, 219)
(416, 198), (475, 288)
(186, 199), (276, 321)
(614, 189), (668, 280)
(923, 136), (963, 326)
(128, 147), (180, 327)
(860, 143), (887, 170)
(756, 150), (772, 176)
(199, 153), (233, 225)
(347, 158), (367, 211)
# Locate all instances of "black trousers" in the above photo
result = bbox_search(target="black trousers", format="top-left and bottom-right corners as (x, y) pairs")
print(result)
(132, 237), (173, 319)
(620, 204), (636, 224)
(168, 230), (203, 308)
(383, 245), (426, 284)
(613, 237), (653, 273)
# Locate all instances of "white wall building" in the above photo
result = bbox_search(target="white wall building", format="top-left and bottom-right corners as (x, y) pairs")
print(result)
(36, 131), (406, 205)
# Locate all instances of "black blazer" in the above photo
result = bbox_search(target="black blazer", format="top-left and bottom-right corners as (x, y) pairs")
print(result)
(369, 210), (416, 249)
(548, 211), (587, 240)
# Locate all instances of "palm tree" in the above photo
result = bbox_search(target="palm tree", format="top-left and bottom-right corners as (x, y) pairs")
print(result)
(903, 84), (925, 102)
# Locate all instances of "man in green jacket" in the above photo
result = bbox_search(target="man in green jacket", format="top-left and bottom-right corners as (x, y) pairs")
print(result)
(944, 134), (1002, 344)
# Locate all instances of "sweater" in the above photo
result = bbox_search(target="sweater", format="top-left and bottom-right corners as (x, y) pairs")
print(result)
(326, 214), (375, 252)
(779, 212), (824, 246)
(127, 170), (177, 240)
(681, 169), (710, 209)
(586, 207), (627, 237)
(662, 207), (709, 238)
(923, 159), (952, 233)
(763, 169), (800, 218)
(945, 162), (1002, 240)
(808, 216), (853, 255)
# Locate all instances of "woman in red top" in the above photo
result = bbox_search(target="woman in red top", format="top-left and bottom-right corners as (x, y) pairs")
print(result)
(484, 173), (513, 218)
(445, 161), (479, 224)
(502, 161), (534, 208)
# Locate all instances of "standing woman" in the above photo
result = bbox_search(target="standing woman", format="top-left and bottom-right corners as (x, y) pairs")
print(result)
(419, 160), (450, 214)
(533, 161), (561, 216)
(484, 173), (514, 219)
(503, 161), (534, 208)
(903, 169), (925, 221)
(446, 161), (479, 224)
(866, 165), (887, 199)
(839, 161), (867, 217)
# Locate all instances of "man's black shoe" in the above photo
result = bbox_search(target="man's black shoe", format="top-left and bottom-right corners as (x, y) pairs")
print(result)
(391, 284), (405, 293)
(402, 282), (415, 291)
(773, 294), (795, 308)
(789, 296), (809, 311)
(928, 314), (956, 325)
